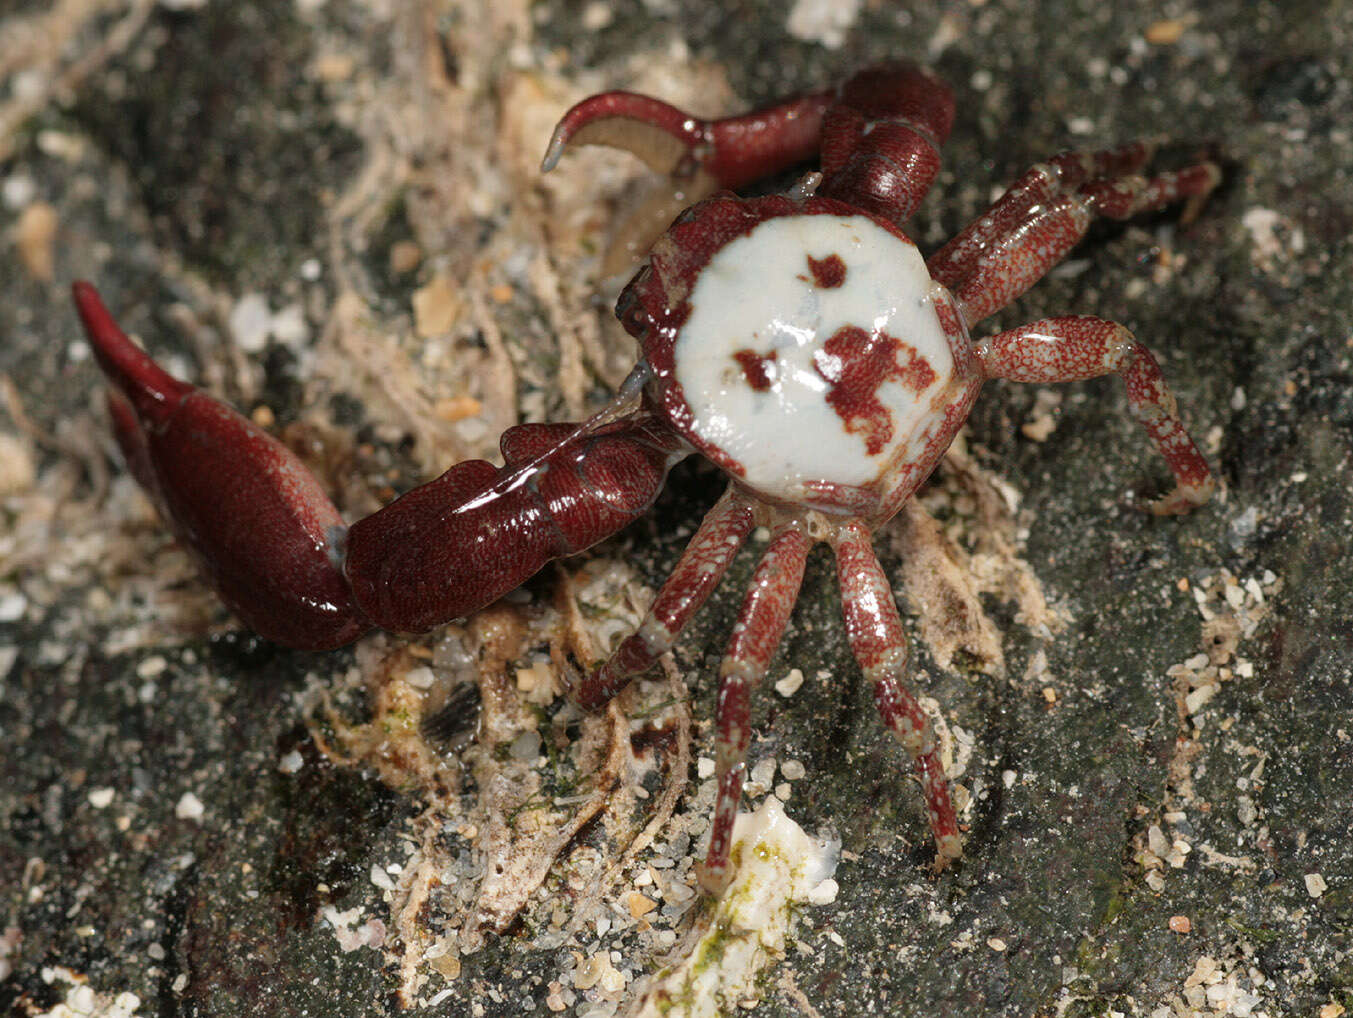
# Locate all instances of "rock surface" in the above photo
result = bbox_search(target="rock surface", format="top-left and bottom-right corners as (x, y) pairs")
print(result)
(1, 2), (1350, 1016)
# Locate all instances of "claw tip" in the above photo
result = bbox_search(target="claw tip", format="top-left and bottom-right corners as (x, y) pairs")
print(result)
(540, 129), (565, 174)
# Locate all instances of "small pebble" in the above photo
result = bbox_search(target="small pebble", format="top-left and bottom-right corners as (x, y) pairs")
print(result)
(775, 668), (804, 697)
(136, 655), (167, 679)
(748, 757), (776, 790)
(88, 788), (115, 809)
(229, 293), (271, 352)
(175, 792), (205, 821)
(0, 593), (27, 622)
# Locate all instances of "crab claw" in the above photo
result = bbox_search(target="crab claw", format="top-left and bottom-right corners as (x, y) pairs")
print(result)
(73, 282), (369, 650)
(541, 85), (835, 191)
(541, 85), (838, 277)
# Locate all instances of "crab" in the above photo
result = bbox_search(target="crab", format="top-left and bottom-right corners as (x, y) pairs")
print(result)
(73, 62), (1218, 894)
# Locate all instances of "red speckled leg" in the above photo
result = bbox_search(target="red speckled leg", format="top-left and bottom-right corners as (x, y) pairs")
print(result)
(935, 156), (1220, 325)
(542, 86), (834, 190)
(977, 315), (1216, 514)
(818, 63), (955, 225)
(698, 523), (812, 895)
(572, 487), (755, 711)
(832, 521), (962, 868)
(927, 142), (1158, 288)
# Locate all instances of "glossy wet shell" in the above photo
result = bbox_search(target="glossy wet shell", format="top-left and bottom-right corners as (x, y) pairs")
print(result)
(669, 214), (953, 505)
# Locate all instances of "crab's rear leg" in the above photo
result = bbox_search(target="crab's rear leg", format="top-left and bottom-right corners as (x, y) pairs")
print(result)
(977, 316), (1216, 513)
(698, 523), (813, 895)
(571, 487), (754, 711)
(832, 521), (963, 867)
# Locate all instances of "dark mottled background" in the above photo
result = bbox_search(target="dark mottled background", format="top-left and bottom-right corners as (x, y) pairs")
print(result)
(1, 1), (1349, 1015)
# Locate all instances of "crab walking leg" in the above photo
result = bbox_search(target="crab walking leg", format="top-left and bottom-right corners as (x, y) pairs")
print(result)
(926, 141), (1160, 287)
(978, 316), (1216, 514)
(697, 523), (813, 894)
(944, 162), (1221, 325)
(832, 521), (963, 867)
(573, 488), (756, 711)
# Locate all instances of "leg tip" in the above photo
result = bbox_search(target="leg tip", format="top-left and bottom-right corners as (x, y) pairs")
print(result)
(1146, 475), (1217, 516)
(932, 833), (964, 872)
(695, 857), (734, 897)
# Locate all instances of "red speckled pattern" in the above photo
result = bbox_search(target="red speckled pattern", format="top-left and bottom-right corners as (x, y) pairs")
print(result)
(929, 144), (1221, 324)
(927, 142), (1155, 288)
(814, 324), (938, 455)
(870, 285), (982, 524)
(976, 316), (1215, 512)
(803, 252), (847, 288)
(700, 523), (812, 892)
(731, 348), (778, 393)
(573, 488), (755, 711)
(833, 520), (961, 863)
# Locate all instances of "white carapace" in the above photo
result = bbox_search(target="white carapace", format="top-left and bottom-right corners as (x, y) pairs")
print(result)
(673, 214), (953, 505)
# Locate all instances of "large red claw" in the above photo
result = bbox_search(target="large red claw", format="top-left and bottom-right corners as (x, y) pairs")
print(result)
(73, 282), (368, 650)
(343, 418), (678, 635)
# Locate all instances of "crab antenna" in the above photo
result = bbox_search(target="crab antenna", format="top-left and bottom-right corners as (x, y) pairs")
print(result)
(451, 361), (655, 515)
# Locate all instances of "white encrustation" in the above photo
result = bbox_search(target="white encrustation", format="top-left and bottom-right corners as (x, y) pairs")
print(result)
(628, 796), (840, 1017)
(673, 214), (952, 505)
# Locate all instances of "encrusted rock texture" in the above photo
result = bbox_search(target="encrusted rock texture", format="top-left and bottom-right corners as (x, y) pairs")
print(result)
(1, 1), (1350, 1016)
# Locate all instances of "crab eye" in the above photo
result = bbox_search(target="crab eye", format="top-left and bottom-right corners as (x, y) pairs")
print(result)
(615, 285), (651, 334)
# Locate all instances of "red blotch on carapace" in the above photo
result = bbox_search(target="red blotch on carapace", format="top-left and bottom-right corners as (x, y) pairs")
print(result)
(812, 325), (937, 455)
(802, 253), (847, 289)
(732, 348), (778, 392)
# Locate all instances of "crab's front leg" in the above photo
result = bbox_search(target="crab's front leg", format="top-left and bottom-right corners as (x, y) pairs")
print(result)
(74, 282), (367, 649)
(542, 84), (834, 193)
(543, 62), (956, 225)
(542, 81), (838, 274)
(345, 414), (684, 633)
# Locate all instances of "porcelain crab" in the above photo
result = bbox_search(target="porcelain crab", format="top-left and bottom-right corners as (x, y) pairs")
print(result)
(73, 62), (1218, 892)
